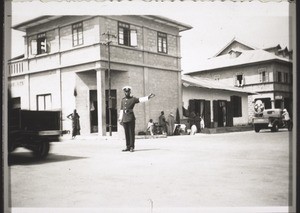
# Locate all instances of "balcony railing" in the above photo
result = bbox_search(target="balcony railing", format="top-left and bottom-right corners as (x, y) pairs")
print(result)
(8, 60), (26, 76)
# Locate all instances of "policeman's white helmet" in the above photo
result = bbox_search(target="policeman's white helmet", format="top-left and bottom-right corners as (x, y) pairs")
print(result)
(283, 109), (287, 112)
(122, 86), (132, 92)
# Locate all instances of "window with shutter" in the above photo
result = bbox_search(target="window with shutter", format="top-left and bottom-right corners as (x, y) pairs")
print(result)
(157, 32), (168, 53)
(37, 94), (52, 111)
(37, 32), (47, 54)
(277, 71), (282, 82)
(258, 68), (268, 83)
(265, 71), (269, 82)
(31, 39), (37, 55)
(72, 22), (83, 47)
(233, 74), (237, 86)
(236, 74), (243, 87)
(118, 22), (135, 47)
(130, 30), (137, 47)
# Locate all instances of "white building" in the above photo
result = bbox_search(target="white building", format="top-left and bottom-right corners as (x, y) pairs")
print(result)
(182, 75), (254, 128)
(185, 38), (293, 122)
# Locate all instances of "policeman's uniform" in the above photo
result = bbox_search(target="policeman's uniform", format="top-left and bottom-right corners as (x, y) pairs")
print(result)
(119, 86), (149, 152)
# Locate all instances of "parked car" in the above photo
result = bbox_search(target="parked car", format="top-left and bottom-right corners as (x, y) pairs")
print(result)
(252, 108), (292, 133)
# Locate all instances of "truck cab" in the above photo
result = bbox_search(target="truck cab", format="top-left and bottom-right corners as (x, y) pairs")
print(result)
(8, 108), (68, 159)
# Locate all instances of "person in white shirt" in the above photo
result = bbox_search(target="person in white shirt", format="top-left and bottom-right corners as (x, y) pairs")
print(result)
(147, 119), (154, 136)
(282, 108), (290, 128)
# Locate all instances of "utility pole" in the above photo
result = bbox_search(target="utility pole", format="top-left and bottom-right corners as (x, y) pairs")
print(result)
(102, 31), (116, 136)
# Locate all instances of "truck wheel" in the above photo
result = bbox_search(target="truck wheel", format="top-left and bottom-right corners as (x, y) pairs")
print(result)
(33, 142), (50, 159)
(254, 126), (260, 133)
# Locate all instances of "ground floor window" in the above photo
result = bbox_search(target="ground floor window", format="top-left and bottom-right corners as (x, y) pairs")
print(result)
(37, 94), (52, 110)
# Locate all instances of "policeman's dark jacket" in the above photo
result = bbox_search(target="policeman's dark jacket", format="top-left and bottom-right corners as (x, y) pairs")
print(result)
(120, 95), (148, 123)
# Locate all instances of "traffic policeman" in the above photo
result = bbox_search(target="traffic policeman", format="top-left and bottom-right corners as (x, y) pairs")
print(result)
(118, 86), (155, 152)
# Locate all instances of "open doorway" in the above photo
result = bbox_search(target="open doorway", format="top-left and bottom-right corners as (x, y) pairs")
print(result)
(90, 90), (98, 133)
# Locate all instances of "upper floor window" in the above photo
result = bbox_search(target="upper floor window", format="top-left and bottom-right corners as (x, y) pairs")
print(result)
(284, 73), (289, 83)
(157, 32), (167, 53)
(37, 94), (52, 111)
(118, 22), (137, 47)
(214, 75), (220, 81)
(31, 32), (47, 55)
(258, 68), (268, 83)
(37, 33), (47, 54)
(234, 74), (244, 87)
(277, 71), (282, 83)
(72, 22), (83, 47)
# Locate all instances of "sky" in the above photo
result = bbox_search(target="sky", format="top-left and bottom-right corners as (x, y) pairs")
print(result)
(8, 1), (294, 72)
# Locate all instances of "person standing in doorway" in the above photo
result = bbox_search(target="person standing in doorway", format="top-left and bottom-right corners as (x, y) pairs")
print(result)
(118, 86), (155, 152)
(195, 113), (201, 133)
(166, 112), (175, 136)
(67, 109), (81, 139)
(159, 111), (167, 135)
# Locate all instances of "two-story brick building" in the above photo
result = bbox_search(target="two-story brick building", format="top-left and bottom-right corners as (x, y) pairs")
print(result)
(8, 15), (192, 136)
(184, 38), (293, 122)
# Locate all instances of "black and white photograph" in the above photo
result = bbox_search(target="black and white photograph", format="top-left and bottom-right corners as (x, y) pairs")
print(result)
(3, 1), (297, 213)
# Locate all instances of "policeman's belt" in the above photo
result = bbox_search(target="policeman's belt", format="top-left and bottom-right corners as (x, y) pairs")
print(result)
(124, 109), (133, 114)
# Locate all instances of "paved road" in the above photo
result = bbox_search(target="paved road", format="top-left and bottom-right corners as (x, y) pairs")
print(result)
(8, 130), (293, 212)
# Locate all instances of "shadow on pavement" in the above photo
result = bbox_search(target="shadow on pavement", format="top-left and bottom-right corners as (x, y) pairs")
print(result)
(133, 148), (164, 152)
(8, 152), (87, 166)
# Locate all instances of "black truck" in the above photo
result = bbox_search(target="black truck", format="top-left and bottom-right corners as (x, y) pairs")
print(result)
(8, 108), (68, 159)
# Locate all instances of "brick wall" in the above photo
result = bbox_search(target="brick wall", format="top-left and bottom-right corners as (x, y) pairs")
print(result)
(12, 15), (186, 136)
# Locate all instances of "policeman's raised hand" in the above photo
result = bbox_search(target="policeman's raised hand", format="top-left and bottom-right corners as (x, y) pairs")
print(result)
(148, 93), (155, 99)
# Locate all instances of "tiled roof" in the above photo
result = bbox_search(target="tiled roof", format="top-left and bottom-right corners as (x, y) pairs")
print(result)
(182, 75), (256, 94)
(185, 49), (292, 74)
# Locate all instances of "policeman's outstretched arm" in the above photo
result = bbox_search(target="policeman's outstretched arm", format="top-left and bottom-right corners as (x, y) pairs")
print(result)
(148, 93), (155, 99)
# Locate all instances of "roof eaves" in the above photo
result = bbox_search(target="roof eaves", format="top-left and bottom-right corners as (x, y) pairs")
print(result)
(264, 44), (282, 50)
(184, 55), (292, 75)
(182, 75), (255, 94)
(144, 15), (193, 32)
(12, 16), (64, 32)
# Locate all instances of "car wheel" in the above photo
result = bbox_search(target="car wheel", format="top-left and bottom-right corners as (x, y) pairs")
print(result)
(272, 124), (279, 132)
(254, 126), (260, 133)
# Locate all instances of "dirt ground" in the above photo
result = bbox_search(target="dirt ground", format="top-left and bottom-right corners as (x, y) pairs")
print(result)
(8, 130), (293, 213)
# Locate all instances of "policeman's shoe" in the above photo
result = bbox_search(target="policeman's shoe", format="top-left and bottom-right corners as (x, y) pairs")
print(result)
(122, 148), (130, 152)
(130, 148), (134, 152)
